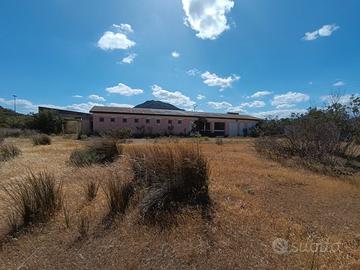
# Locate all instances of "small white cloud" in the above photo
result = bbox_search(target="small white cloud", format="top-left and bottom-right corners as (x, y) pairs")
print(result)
(122, 53), (137, 64)
(254, 109), (307, 119)
(112, 23), (134, 33)
(207, 101), (232, 110)
(275, 104), (296, 109)
(106, 83), (144, 96)
(88, 94), (106, 102)
(333, 80), (345, 87)
(197, 94), (206, 100)
(271, 91), (310, 106)
(240, 100), (266, 108)
(187, 68), (201, 76)
(303, 24), (339, 41)
(249, 91), (272, 99)
(171, 51), (180, 58)
(72, 95), (83, 98)
(182, 0), (235, 40)
(201, 71), (240, 90)
(98, 31), (135, 51)
(227, 106), (246, 113)
(152, 85), (196, 109)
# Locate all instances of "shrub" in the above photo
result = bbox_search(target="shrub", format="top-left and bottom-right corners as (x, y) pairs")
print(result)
(102, 179), (134, 218)
(125, 143), (211, 225)
(26, 110), (62, 134)
(103, 128), (132, 142)
(69, 140), (120, 167)
(215, 137), (223, 145)
(32, 134), (51, 146)
(0, 143), (21, 162)
(3, 171), (63, 234)
(77, 211), (90, 240)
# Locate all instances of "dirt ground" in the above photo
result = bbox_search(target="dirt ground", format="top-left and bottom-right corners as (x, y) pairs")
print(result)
(0, 137), (359, 270)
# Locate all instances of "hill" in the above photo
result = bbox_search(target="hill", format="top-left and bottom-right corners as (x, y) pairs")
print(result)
(0, 106), (31, 128)
(134, 100), (183, 110)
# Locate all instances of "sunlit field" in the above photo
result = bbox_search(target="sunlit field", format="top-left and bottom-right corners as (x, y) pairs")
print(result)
(0, 137), (359, 269)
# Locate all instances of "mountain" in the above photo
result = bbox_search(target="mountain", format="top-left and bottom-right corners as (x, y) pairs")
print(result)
(134, 100), (183, 111)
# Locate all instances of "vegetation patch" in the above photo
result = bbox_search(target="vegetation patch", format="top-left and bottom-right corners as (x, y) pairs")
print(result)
(69, 140), (120, 167)
(32, 134), (52, 146)
(2, 171), (63, 235)
(0, 143), (21, 162)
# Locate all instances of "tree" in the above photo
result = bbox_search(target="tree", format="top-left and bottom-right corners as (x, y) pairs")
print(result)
(27, 111), (63, 134)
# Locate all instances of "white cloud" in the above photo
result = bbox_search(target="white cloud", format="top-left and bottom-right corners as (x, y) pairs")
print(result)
(66, 102), (102, 113)
(275, 104), (296, 109)
(248, 91), (272, 99)
(201, 71), (240, 90)
(88, 94), (106, 102)
(97, 31), (135, 51)
(333, 80), (345, 87)
(171, 51), (180, 58)
(197, 94), (206, 100)
(320, 94), (358, 106)
(107, 103), (133, 108)
(187, 68), (201, 76)
(182, 0), (235, 40)
(106, 83), (144, 96)
(207, 101), (232, 110)
(271, 91), (310, 106)
(254, 109), (307, 119)
(227, 106), (246, 113)
(72, 95), (83, 98)
(112, 23), (133, 33)
(240, 100), (266, 108)
(122, 53), (137, 64)
(151, 85), (196, 109)
(303, 24), (339, 41)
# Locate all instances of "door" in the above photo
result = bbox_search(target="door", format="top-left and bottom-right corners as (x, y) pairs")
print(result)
(228, 122), (238, 137)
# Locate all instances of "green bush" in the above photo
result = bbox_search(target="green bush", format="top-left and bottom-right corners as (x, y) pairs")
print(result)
(0, 143), (21, 162)
(69, 140), (120, 167)
(32, 134), (52, 146)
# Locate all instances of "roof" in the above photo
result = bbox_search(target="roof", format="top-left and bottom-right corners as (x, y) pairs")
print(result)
(90, 106), (261, 121)
(39, 107), (91, 118)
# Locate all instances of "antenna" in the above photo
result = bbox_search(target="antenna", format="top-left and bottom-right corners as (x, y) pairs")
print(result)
(13, 95), (17, 112)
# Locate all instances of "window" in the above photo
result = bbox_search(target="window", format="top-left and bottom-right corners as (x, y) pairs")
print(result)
(110, 118), (115, 122)
(168, 120), (172, 124)
(134, 119), (139, 123)
(99, 117), (104, 122)
(156, 119), (160, 124)
(178, 120), (182, 125)
(214, 122), (225, 131)
(146, 119), (150, 124)
(123, 118), (127, 123)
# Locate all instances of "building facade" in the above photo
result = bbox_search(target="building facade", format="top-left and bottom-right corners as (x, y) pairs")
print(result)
(90, 106), (260, 137)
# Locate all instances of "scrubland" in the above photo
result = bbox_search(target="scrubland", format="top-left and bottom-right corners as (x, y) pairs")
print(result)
(0, 137), (359, 269)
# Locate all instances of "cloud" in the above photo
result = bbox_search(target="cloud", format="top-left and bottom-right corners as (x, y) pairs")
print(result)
(171, 51), (180, 58)
(320, 94), (358, 106)
(152, 85), (196, 109)
(182, 0), (235, 40)
(254, 109), (307, 119)
(275, 104), (296, 109)
(240, 100), (266, 108)
(201, 71), (240, 90)
(106, 83), (144, 96)
(122, 53), (137, 64)
(112, 23), (133, 33)
(197, 94), (206, 100)
(107, 103), (133, 108)
(271, 91), (310, 107)
(303, 24), (339, 41)
(248, 91), (272, 99)
(207, 101), (232, 110)
(187, 68), (201, 76)
(97, 31), (135, 50)
(333, 80), (345, 87)
(88, 94), (106, 102)
(72, 95), (83, 98)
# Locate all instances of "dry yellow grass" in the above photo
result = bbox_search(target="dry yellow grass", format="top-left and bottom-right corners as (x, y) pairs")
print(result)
(0, 136), (359, 269)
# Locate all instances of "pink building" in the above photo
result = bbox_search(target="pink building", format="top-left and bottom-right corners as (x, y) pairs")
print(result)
(90, 106), (260, 137)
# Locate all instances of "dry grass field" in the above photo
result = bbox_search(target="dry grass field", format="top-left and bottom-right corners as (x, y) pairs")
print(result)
(0, 137), (359, 269)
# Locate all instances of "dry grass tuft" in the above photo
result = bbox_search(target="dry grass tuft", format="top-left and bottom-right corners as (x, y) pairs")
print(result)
(69, 140), (120, 167)
(83, 180), (99, 202)
(0, 143), (21, 162)
(125, 143), (211, 225)
(32, 134), (52, 146)
(2, 171), (63, 235)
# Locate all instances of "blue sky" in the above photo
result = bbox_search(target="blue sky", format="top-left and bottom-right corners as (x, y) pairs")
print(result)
(0, 0), (359, 118)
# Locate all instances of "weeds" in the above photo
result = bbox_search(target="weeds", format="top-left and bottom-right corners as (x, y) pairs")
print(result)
(32, 134), (51, 146)
(77, 211), (90, 240)
(0, 143), (21, 162)
(3, 171), (63, 235)
(84, 181), (99, 202)
(69, 140), (120, 167)
(215, 137), (223, 145)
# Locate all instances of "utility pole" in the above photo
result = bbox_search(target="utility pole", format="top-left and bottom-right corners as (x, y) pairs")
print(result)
(13, 95), (17, 112)
(193, 104), (197, 112)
